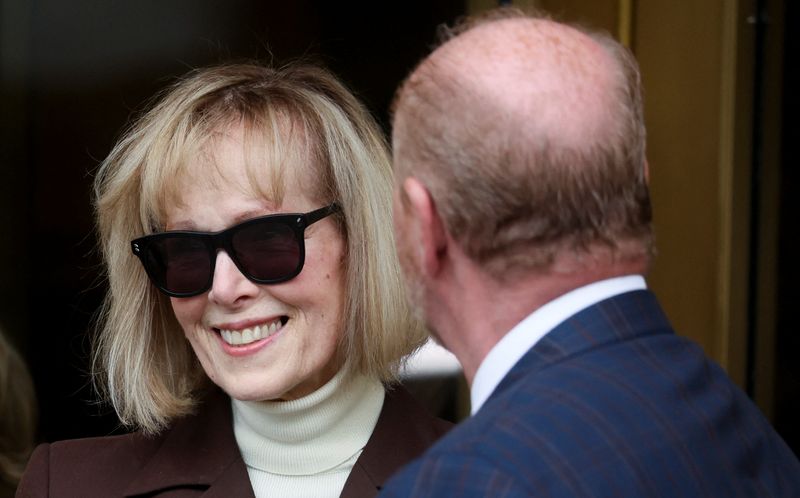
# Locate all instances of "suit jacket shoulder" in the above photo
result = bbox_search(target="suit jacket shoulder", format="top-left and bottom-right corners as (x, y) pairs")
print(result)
(17, 385), (450, 497)
(382, 290), (800, 497)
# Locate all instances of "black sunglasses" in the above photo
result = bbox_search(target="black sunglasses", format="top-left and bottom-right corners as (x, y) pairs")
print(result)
(131, 203), (340, 298)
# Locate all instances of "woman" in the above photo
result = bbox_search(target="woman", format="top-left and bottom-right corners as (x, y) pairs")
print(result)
(17, 63), (450, 497)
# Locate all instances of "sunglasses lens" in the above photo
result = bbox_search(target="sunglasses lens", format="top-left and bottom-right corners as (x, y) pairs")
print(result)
(145, 236), (212, 295)
(231, 221), (301, 282)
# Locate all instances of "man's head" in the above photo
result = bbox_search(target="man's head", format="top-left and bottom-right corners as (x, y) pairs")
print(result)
(391, 9), (654, 368)
(392, 9), (652, 279)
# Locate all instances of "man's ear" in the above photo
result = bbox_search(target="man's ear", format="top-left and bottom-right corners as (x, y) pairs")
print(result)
(401, 177), (448, 277)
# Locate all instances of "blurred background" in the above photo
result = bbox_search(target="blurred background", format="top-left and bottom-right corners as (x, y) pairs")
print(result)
(0, 0), (796, 457)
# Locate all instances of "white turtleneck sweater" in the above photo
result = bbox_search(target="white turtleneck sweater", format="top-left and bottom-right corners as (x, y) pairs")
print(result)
(232, 370), (385, 498)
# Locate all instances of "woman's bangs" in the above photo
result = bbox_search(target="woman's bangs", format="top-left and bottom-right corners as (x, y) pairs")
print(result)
(241, 108), (326, 207)
(141, 117), (217, 231)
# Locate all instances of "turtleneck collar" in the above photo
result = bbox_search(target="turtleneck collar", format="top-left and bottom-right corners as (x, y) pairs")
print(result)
(231, 368), (384, 476)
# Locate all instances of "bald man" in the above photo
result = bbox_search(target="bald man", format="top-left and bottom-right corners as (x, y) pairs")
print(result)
(382, 8), (800, 497)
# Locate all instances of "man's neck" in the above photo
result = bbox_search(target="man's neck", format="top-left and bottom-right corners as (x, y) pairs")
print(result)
(429, 254), (649, 385)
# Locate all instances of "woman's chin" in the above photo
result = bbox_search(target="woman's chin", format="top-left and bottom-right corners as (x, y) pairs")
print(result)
(224, 385), (282, 402)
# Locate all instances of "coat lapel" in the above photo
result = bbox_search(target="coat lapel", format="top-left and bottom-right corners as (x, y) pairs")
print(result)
(340, 385), (452, 498)
(122, 388), (255, 497)
(491, 290), (673, 403)
(200, 460), (255, 498)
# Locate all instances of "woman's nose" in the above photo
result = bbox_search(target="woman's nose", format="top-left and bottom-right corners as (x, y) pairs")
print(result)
(207, 251), (259, 306)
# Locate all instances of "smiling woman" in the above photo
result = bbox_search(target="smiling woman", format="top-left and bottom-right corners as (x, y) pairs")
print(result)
(16, 63), (451, 498)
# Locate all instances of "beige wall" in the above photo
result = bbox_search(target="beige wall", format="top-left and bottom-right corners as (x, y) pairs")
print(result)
(637, 0), (742, 376)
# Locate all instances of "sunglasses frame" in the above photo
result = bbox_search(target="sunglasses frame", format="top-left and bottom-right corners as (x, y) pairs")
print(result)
(131, 203), (340, 298)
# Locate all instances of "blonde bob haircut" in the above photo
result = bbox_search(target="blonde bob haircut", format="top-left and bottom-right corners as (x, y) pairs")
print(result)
(93, 62), (426, 434)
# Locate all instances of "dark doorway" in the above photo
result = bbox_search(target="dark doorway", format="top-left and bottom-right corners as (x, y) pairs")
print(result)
(774, 0), (800, 456)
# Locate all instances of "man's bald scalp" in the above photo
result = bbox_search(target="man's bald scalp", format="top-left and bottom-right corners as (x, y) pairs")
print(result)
(392, 9), (651, 275)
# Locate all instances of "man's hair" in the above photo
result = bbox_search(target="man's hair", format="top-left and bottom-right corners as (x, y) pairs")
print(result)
(93, 62), (425, 434)
(392, 8), (653, 275)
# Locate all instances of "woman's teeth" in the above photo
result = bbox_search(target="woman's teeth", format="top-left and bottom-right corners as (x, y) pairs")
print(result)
(219, 319), (284, 346)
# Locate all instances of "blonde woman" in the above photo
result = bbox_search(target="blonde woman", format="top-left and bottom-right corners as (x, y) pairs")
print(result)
(17, 63), (450, 497)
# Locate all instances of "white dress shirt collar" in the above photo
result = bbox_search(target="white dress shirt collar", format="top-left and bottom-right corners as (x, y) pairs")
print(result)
(470, 275), (647, 415)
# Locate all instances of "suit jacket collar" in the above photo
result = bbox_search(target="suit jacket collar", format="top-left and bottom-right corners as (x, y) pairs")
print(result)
(489, 290), (673, 405)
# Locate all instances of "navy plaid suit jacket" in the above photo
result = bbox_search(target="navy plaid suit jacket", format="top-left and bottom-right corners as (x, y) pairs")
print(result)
(381, 290), (800, 497)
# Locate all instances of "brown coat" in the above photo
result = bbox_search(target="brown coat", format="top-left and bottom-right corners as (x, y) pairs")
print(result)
(16, 385), (451, 497)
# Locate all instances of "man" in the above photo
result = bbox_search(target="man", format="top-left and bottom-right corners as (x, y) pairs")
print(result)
(383, 8), (800, 497)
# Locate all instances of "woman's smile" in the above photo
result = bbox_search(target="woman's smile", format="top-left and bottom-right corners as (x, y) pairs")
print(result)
(215, 316), (287, 347)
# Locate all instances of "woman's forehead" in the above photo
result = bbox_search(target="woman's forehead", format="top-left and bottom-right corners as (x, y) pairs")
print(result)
(161, 124), (323, 214)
